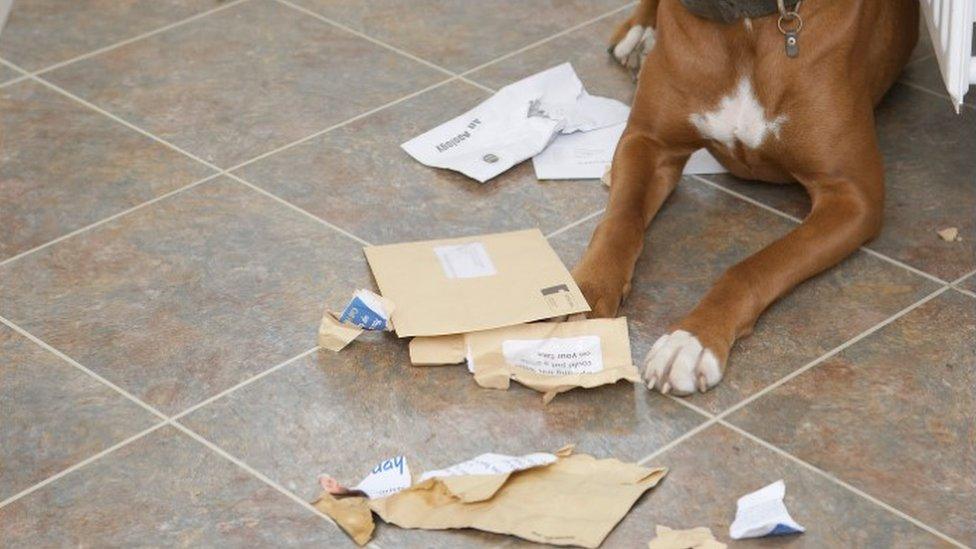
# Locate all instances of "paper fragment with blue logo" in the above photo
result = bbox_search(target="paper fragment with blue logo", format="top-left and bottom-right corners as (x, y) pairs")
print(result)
(317, 289), (395, 352)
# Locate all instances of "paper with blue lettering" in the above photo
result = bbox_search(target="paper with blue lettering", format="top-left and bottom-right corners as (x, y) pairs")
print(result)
(339, 289), (392, 331)
(729, 480), (805, 539)
(352, 455), (412, 499)
(401, 63), (628, 182)
(318, 289), (396, 352)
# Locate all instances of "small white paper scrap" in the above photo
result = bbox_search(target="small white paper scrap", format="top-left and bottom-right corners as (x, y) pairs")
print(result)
(353, 455), (412, 499)
(419, 452), (557, 482)
(533, 123), (625, 180)
(729, 480), (805, 539)
(434, 242), (496, 279)
(533, 122), (728, 181)
(502, 335), (604, 375)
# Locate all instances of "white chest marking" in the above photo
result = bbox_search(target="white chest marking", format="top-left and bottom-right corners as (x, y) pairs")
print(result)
(689, 77), (786, 150)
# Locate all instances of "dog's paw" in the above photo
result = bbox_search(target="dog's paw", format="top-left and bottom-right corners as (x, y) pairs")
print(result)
(610, 25), (654, 70)
(642, 330), (723, 395)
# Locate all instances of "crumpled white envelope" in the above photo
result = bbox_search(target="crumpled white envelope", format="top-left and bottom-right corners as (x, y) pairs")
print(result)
(401, 63), (628, 183)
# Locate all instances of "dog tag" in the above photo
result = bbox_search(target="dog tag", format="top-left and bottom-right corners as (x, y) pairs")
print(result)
(784, 31), (799, 58)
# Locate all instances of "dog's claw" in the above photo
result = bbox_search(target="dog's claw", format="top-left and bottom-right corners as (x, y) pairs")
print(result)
(645, 373), (658, 390)
(697, 372), (708, 393)
(660, 381), (672, 395)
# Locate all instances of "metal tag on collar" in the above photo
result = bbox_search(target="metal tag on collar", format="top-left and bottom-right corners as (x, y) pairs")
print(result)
(777, 0), (803, 58)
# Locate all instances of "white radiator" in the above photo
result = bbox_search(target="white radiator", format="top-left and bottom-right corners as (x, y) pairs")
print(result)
(919, 0), (976, 112)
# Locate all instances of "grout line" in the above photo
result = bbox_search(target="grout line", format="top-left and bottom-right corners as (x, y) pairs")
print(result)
(0, 422), (167, 509)
(0, 315), (169, 421)
(455, 75), (496, 94)
(857, 246), (949, 285)
(21, 0), (253, 79)
(904, 51), (935, 67)
(688, 175), (950, 285)
(459, 1), (637, 77)
(0, 173), (221, 269)
(170, 345), (320, 422)
(898, 79), (976, 112)
(0, 57), (433, 266)
(172, 421), (340, 528)
(689, 174), (803, 223)
(226, 173), (373, 247)
(635, 416), (719, 466)
(950, 268), (976, 287)
(0, 74), (30, 88)
(720, 421), (969, 548)
(226, 76), (457, 173)
(25, 72), (221, 171)
(714, 285), (949, 421)
(274, 0), (456, 78)
(546, 208), (605, 239)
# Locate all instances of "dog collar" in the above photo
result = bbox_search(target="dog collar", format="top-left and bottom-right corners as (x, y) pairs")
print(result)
(679, 0), (801, 23)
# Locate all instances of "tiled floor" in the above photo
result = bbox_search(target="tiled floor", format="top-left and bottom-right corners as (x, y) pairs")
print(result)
(1, 2), (973, 548)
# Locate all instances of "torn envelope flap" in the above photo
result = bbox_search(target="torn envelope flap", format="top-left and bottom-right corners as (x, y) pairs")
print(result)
(401, 62), (584, 183)
(318, 311), (363, 352)
(729, 480), (805, 539)
(408, 334), (466, 365)
(549, 91), (629, 134)
(364, 229), (589, 337)
(313, 493), (374, 546)
(351, 455), (412, 499)
(339, 289), (395, 331)
(466, 317), (638, 397)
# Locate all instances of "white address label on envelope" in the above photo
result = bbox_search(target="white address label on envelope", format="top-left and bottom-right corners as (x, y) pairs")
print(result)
(434, 242), (497, 279)
(502, 335), (604, 375)
(353, 455), (411, 499)
(419, 452), (557, 482)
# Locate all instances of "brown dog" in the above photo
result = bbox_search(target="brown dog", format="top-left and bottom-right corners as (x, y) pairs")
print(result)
(572, 0), (918, 395)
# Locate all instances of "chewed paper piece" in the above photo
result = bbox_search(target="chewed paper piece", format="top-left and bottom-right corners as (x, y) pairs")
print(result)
(466, 318), (638, 402)
(352, 456), (412, 499)
(318, 289), (395, 352)
(419, 452), (557, 483)
(401, 63), (628, 183)
(339, 289), (394, 331)
(648, 525), (726, 549)
(729, 480), (805, 539)
(582, 142), (727, 183)
(313, 445), (668, 548)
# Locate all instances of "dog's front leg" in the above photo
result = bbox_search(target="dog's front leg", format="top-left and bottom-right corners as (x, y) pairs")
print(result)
(644, 118), (886, 395)
(572, 128), (689, 318)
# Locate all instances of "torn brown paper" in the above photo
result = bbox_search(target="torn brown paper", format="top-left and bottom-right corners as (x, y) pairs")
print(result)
(317, 290), (397, 352)
(648, 525), (727, 549)
(937, 227), (961, 242)
(313, 493), (374, 545)
(317, 311), (363, 352)
(467, 318), (638, 400)
(370, 451), (666, 548)
(364, 229), (589, 337)
(409, 334), (466, 366)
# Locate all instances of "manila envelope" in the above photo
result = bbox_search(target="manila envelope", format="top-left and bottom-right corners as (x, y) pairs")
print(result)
(364, 229), (589, 337)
